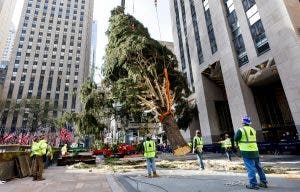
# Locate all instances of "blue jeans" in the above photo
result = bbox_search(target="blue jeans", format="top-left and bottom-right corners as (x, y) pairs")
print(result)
(225, 148), (232, 161)
(146, 158), (156, 174)
(196, 152), (205, 169)
(243, 157), (267, 187)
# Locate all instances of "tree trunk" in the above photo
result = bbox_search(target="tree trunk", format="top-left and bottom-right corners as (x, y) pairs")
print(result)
(161, 114), (190, 156)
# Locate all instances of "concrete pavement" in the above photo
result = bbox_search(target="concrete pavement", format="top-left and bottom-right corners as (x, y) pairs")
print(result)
(0, 154), (299, 192)
(0, 166), (122, 192)
(117, 169), (300, 192)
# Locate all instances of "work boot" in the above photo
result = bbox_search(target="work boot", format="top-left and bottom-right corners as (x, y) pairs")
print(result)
(246, 185), (259, 190)
(153, 172), (159, 177)
(258, 182), (268, 188)
(145, 174), (152, 178)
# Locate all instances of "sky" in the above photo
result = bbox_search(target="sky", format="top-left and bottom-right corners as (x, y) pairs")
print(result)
(93, 0), (173, 82)
(12, 0), (174, 82)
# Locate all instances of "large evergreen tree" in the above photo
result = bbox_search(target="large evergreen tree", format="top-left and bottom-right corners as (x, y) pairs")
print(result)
(103, 7), (192, 156)
(57, 81), (110, 140)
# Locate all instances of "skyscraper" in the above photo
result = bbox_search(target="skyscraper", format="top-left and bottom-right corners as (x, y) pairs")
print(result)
(0, 26), (16, 90)
(1, 0), (94, 130)
(170, 0), (300, 143)
(0, 0), (16, 60)
(90, 20), (97, 80)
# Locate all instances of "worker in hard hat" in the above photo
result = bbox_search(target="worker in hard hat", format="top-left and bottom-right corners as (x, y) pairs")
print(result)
(193, 130), (204, 170)
(143, 135), (159, 178)
(61, 144), (68, 157)
(235, 116), (268, 190)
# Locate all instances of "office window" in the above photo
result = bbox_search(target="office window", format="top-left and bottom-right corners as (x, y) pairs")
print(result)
(54, 100), (58, 108)
(29, 77), (34, 90)
(189, 0), (203, 64)
(241, 0), (270, 55)
(179, 0), (194, 90)
(63, 101), (67, 109)
(71, 95), (76, 109)
(7, 83), (14, 98)
(17, 85), (24, 99)
(11, 112), (18, 128)
(202, 0), (217, 54)
(224, 0), (248, 66)
(46, 92), (51, 99)
(37, 76), (44, 99)
(174, 0), (186, 70)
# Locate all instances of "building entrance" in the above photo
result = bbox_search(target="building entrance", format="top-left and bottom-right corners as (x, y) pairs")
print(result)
(252, 81), (297, 142)
(202, 62), (234, 141)
(242, 58), (297, 142)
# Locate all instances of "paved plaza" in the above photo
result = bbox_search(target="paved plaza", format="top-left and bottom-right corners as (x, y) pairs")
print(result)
(0, 154), (299, 192)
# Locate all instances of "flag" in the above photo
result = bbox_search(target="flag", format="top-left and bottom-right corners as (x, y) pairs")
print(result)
(21, 132), (30, 145)
(60, 127), (72, 144)
(18, 133), (23, 144)
(4, 132), (15, 143)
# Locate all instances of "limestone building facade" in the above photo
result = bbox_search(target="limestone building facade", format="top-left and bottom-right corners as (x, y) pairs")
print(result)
(169, 0), (300, 143)
(1, 0), (94, 130)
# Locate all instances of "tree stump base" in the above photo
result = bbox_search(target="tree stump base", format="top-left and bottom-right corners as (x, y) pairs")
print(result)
(173, 145), (191, 156)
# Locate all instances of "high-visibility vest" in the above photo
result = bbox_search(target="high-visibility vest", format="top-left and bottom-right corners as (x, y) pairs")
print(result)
(61, 145), (67, 156)
(224, 138), (232, 148)
(143, 140), (156, 158)
(38, 139), (48, 156)
(47, 144), (53, 159)
(220, 140), (225, 148)
(238, 126), (258, 152)
(31, 141), (39, 157)
(193, 136), (203, 148)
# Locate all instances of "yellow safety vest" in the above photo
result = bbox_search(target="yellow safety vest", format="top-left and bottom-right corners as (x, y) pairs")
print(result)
(31, 141), (39, 157)
(47, 144), (53, 159)
(224, 138), (232, 148)
(61, 145), (67, 153)
(238, 126), (258, 152)
(193, 136), (203, 148)
(143, 140), (156, 158)
(38, 139), (48, 156)
(220, 140), (225, 148)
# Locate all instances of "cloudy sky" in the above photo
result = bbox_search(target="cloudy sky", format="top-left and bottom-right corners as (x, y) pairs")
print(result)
(13, 0), (174, 82)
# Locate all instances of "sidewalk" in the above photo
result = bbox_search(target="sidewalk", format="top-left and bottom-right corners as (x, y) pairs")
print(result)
(0, 166), (123, 192)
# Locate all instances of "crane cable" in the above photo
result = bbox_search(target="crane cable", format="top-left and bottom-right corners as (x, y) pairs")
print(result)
(131, 0), (136, 31)
(154, 0), (162, 40)
(154, 0), (172, 122)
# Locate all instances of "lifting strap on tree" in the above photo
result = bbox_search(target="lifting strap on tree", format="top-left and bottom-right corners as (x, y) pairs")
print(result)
(159, 68), (173, 122)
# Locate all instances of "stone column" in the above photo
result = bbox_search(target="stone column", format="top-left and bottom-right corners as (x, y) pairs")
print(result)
(210, 1), (262, 140)
(256, 0), (300, 140)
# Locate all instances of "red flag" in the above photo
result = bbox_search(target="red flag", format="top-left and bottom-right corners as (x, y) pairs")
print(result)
(4, 132), (14, 143)
(60, 127), (72, 144)
(18, 133), (23, 144)
(21, 132), (30, 145)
